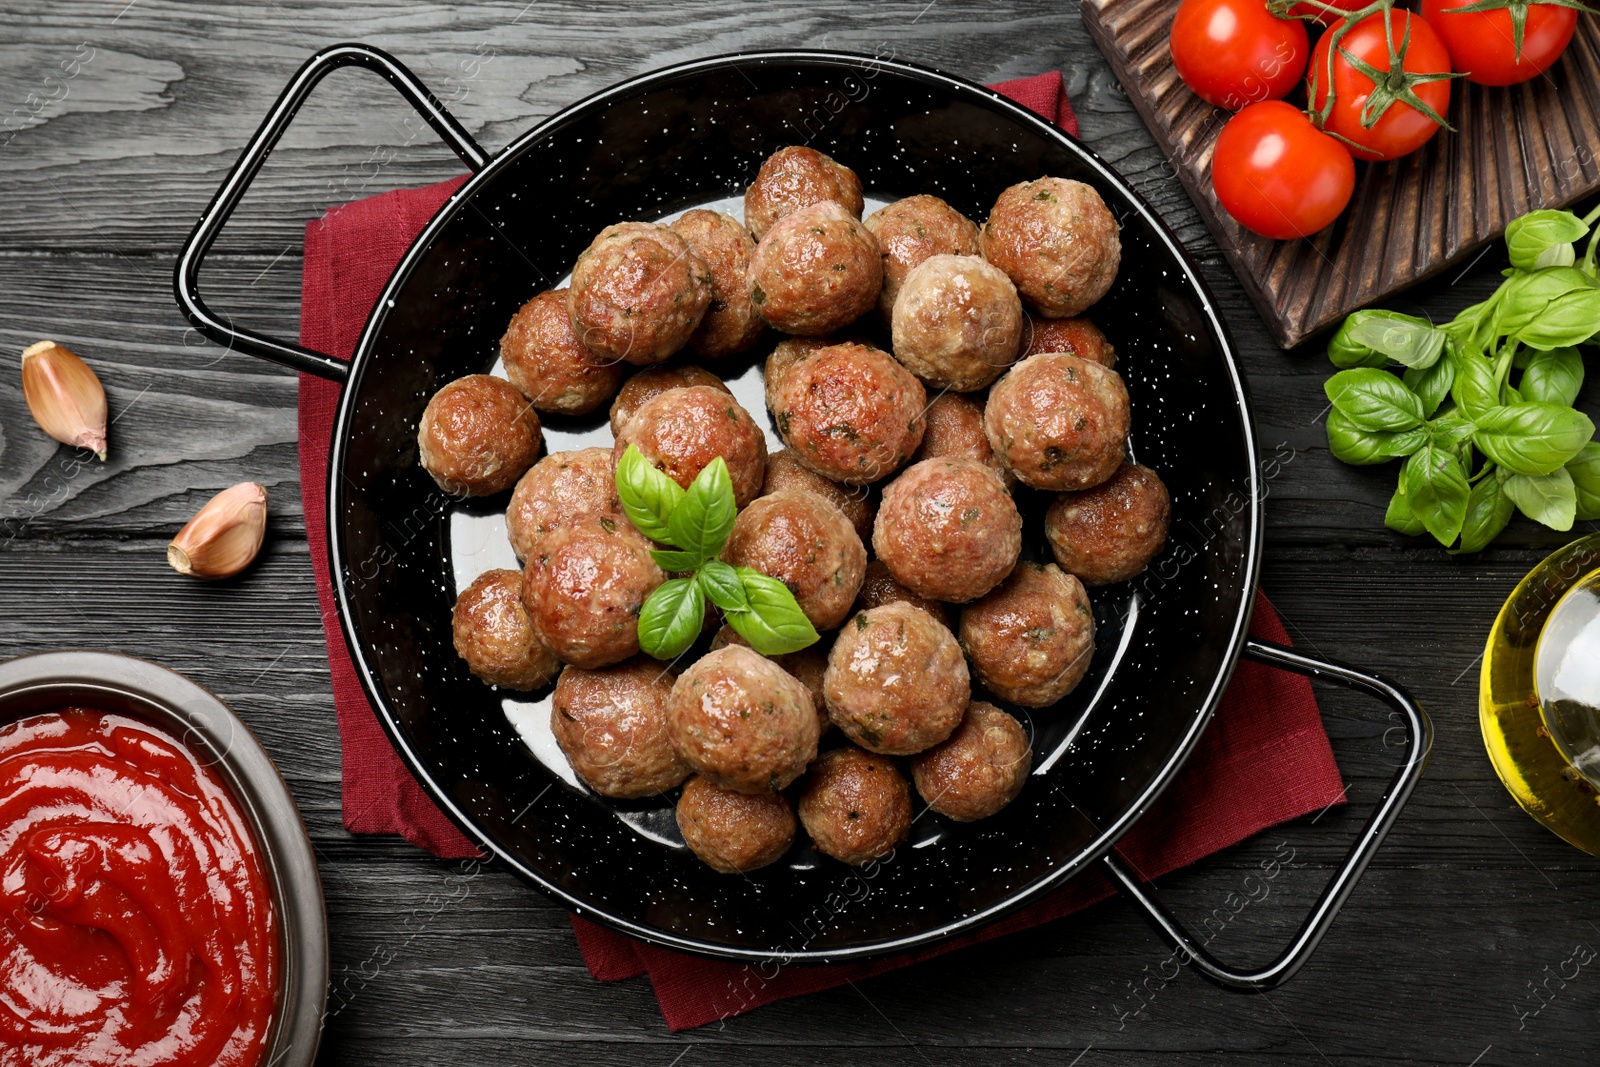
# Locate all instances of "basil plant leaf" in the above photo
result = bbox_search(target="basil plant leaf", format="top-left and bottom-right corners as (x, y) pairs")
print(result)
(724, 567), (819, 655)
(650, 548), (703, 573)
(637, 578), (706, 660)
(615, 444), (685, 547)
(1403, 443), (1471, 546)
(698, 559), (750, 615)
(1324, 368), (1426, 432)
(1328, 310), (1446, 370)
(1427, 412), (1477, 448)
(1384, 479), (1427, 538)
(1517, 346), (1584, 407)
(1503, 468), (1578, 532)
(1452, 468), (1515, 555)
(1506, 210), (1589, 272)
(667, 457), (737, 566)
(1567, 442), (1600, 521)
(1403, 349), (1456, 418)
(1472, 403), (1596, 477)
(1326, 409), (1426, 465)
(1450, 350), (1500, 417)
(1495, 267), (1597, 338)
(1514, 288), (1600, 351)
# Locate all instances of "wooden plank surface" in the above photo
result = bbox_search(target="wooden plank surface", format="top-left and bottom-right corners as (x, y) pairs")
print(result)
(1, 2), (1598, 1064)
(1082, 0), (1600, 347)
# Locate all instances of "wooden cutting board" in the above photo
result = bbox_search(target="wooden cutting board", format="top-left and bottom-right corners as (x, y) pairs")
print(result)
(1080, 1), (1600, 348)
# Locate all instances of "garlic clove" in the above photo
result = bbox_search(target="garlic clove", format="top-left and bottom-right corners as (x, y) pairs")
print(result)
(20, 340), (109, 461)
(168, 482), (269, 580)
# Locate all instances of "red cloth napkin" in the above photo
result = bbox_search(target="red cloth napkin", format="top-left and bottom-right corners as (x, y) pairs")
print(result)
(297, 69), (1344, 1026)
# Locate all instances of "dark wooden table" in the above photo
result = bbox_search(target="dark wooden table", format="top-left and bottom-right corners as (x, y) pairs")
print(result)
(2, 2), (1596, 1063)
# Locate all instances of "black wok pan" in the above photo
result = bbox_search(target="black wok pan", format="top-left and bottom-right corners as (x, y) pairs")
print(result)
(176, 44), (1430, 982)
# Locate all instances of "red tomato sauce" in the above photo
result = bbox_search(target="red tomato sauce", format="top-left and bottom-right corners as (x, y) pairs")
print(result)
(0, 709), (277, 1067)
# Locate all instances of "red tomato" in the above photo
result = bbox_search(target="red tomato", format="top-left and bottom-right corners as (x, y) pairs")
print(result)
(1308, 10), (1456, 162)
(1170, 0), (1310, 109)
(1289, 0), (1370, 27)
(1419, 0), (1578, 85)
(1212, 100), (1356, 239)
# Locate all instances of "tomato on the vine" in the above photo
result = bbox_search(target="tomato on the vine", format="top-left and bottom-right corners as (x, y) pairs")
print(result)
(1419, 0), (1579, 85)
(1308, 10), (1457, 162)
(1170, 0), (1310, 109)
(1212, 100), (1356, 239)
(1288, 0), (1370, 27)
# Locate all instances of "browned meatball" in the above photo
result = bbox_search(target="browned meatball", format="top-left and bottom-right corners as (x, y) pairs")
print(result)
(824, 602), (968, 755)
(910, 701), (1032, 821)
(798, 747), (912, 866)
(761, 448), (876, 543)
(609, 363), (732, 437)
(568, 222), (711, 365)
(1045, 462), (1171, 586)
(981, 178), (1121, 319)
(1021, 313), (1117, 368)
(499, 288), (624, 415)
(910, 392), (1012, 488)
(666, 646), (820, 793)
(550, 657), (688, 798)
(613, 385), (767, 508)
(873, 458), (1022, 604)
(452, 568), (561, 690)
(506, 447), (621, 562)
(864, 194), (982, 320)
(768, 342), (926, 486)
(669, 210), (766, 358)
(960, 562), (1095, 707)
(710, 624), (832, 736)
(890, 254), (1023, 392)
(523, 516), (665, 669)
(722, 490), (866, 630)
(677, 775), (797, 873)
(853, 559), (954, 629)
(744, 145), (864, 240)
(984, 353), (1130, 491)
(418, 374), (541, 497)
(763, 336), (835, 417)
(748, 201), (882, 336)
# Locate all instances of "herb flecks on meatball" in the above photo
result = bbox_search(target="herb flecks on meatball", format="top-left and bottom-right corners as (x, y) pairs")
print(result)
(982, 177), (1121, 319)
(747, 200), (882, 337)
(568, 221), (712, 365)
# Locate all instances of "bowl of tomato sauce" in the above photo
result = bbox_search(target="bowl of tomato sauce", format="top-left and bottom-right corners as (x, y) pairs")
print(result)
(0, 650), (327, 1067)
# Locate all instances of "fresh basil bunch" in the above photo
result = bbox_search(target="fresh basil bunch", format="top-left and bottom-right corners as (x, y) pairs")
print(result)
(1323, 203), (1600, 553)
(615, 445), (819, 659)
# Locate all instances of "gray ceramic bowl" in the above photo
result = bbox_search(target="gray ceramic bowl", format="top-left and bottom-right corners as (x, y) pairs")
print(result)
(0, 649), (327, 1067)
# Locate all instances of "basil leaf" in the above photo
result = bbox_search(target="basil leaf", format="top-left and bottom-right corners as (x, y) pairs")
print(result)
(615, 445), (685, 547)
(1472, 403), (1596, 477)
(1403, 444), (1471, 546)
(1503, 468), (1578, 532)
(1427, 412), (1477, 448)
(667, 457), (737, 566)
(1384, 480), (1427, 538)
(1567, 442), (1600, 521)
(724, 567), (819, 655)
(1496, 267), (1597, 337)
(650, 548), (702, 573)
(1518, 346), (1584, 406)
(1450, 350), (1500, 417)
(698, 559), (750, 614)
(1324, 368), (1426, 432)
(1326, 409), (1426, 464)
(637, 577), (705, 660)
(1452, 468), (1515, 555)
(1404, 349), (1456, 418)
(1506, 210), (1589, 272)
(1328, 310), (1446, 370)
(1515, 288), (1600, 350)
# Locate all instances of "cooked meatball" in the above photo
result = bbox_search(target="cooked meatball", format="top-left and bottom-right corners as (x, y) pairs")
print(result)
(613, 385), (767, 508)
(568, 222), (712, 365)
(667, 645), (820, 793)
(910, 392), (1012, 487)
(669, 210), (766, 358)
(762, 448), (876, 543)
(523, 516), (665, 669)
(506, 447), (621, 562)
(499, 288), (624, 415)
(763, 336), (835, 417)
(550, 657), (688, 798)
(710, 624), (832, 736)
(1045, 462), (1171, 586)
(677, 775), (797, 873)
(768, 342), (926, 486)
(747, 200), (882, 336)
(873, 458), (1022, 604)
(824, 602), (968, 755)
(959, 562), (1095, 707)
(609, 363), (731, 437)
(798, 747), (912, 866)
(864, 194), (982, 320)
(910, 701), (1032, 821)
(853, 559), (953, 630)
(722, 490), (866, 630)
(417, 374), (541, 497)
(890, 254), (1023, 392)
(1021, 313), (1117, 368)
(981, 177), (1121, 319)
(744, 145), (864, 240)
(983, 353), (1130, 491)
(452, 568), (561, 690)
